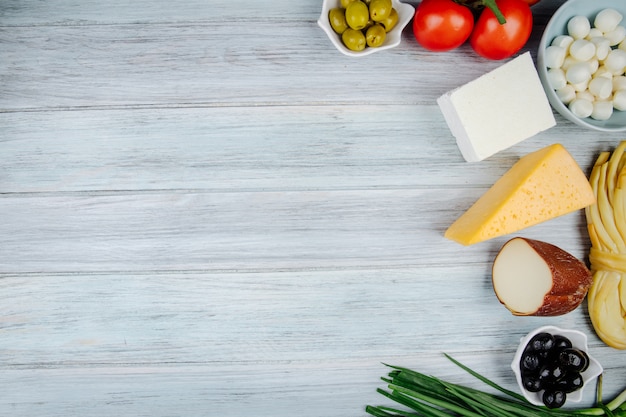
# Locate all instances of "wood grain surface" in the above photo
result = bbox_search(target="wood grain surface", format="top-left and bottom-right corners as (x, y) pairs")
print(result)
(1, 0), (625, 416)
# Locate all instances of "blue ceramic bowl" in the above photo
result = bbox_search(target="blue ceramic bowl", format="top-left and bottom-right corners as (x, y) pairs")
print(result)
(537, 0), (626, 132)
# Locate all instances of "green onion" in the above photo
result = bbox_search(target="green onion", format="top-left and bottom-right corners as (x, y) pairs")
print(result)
(366, 354), (626, 417)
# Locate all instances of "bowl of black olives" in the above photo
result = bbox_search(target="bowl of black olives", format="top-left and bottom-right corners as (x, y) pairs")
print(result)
(318, 0), (414, 57)
(511, 326), (603, 409)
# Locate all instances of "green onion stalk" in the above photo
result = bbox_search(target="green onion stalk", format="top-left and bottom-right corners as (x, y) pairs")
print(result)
(366, 354), (626, 417)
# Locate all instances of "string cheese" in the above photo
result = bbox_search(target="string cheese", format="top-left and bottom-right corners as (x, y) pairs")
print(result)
(585, 141), (626, 349)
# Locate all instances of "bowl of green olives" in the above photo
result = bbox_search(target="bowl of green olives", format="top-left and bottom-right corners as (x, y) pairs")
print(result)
(318, 0), (414, 57)
(511, 326), (603, 409)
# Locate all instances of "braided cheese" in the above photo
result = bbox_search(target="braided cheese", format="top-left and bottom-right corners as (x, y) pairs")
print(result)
(585, 141), (626, 349)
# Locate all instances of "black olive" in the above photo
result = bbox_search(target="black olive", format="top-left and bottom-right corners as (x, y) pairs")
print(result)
(553, 334), (573, 350)
(559, 348), (589, 372)
(579, 349), (590, 372)
(522, 375), (543, 392)
(538, 364), (567, 386)
(543, 390), (567, 409)
(554, 372), (584, 393)
(520, 352), (542, 374)
(537, 364), (552, 380)
(552, 365), (566, 380)
(527, 332), (556, 353)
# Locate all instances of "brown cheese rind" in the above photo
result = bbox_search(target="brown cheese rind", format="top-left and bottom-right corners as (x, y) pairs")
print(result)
(524, 238), (593, 316)
(494, 237), (592, 316)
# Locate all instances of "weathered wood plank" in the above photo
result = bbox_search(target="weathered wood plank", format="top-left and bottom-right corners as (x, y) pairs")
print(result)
(0, 267), (522, 364)
(0, 0), (560, 27)
(0, 105), (616, 193)
(0, 21), (495, 110)
(1, 269), (624, 415)
(0, 359), (508, 417)
(0, 0), (324, 25)
(0, 187), (592, 274)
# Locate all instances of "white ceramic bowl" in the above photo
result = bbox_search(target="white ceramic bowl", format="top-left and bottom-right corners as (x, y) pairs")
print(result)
(537, 0), (626, 132)
(511, 325), (603, 407)
(317, 0), (414, 57)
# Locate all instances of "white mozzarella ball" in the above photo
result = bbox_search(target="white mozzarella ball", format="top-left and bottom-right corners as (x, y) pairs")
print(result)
(587, 58), (600, 74)
(569, 39), (596, 61)
(556, 84), (577, 104)
(544, 45), (567, 68)
(605, 25), (626, 46)
(547, 68), (567, 90)
(569, 98), (594, 118)
(590, 36), (611, 60)
(594, 66), (614, 79)
(566, 61), (592, 84)
(552, 35), (574, 49)
(613, 75), (626, 91)
(571, 80), (589, 92)
(585, 27), (604, 40)
(589, 76), (613, 99)
(604, 49), (626, 74)
(587, 28), (604, 39)
(568, 16), (591, 39)
(591, 100), (614, 120)
(594, 8), (623, 33)
(620, 39), (626, 51)
(576, 90), (596, 102)
(613, 89), (626, 110)
(561, 56), (579, 71)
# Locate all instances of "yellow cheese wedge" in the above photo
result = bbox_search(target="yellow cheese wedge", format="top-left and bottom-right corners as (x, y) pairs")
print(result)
(445, 144), (595, 245)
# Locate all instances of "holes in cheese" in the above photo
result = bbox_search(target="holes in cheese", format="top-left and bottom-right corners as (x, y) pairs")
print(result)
(492, 237), (593, 316)
(445, 144), (596, 245)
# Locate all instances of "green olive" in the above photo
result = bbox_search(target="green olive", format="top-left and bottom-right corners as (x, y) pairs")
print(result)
(379, 7), (398, 32)
(365, 24), (386, 47)
(340, 0), (357, 7)
(328, 8), (349, 34)
(342, 28), (366, 51)
(345, 1), (369, 30)
(362, 18), (374, 32)
(369, 0), (392, 22)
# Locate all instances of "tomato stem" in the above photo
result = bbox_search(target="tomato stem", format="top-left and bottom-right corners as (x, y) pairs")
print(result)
(481, 0), (507, 24)
(456, 0), (507, 25)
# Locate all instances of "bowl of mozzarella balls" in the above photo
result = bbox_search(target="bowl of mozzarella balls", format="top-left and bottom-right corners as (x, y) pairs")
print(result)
(537, 0), (626, 132)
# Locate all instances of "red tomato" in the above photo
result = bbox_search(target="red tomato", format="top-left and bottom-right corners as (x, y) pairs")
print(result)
(412, 0), (474, 52)
(469, 0), (533, 60)
(520, 0), (540, 5)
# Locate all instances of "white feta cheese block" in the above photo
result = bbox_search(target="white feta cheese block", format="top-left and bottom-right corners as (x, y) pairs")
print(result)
(437, 52), (556, 162)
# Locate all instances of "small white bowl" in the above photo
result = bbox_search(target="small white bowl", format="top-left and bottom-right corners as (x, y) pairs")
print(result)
(511, 325), (603, 407)
(317, 0), (414, 57)
(537, 0), (626, 132)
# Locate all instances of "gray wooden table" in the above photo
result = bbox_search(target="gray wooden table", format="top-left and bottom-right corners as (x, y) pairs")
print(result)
(1, 0), (625, 416)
